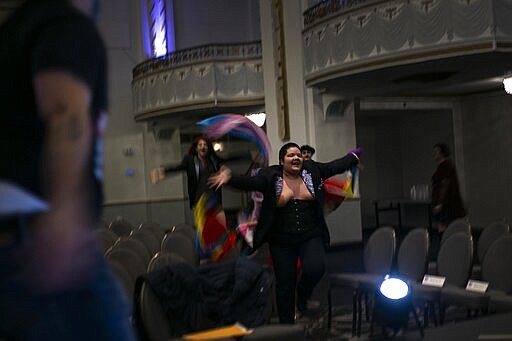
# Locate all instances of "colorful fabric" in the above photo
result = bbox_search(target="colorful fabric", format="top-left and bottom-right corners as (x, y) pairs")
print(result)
(194, 193), (235, 261)
(323, 166), (359, 214)
(197, 114), (271, 166)
(236, 169), (263, 247)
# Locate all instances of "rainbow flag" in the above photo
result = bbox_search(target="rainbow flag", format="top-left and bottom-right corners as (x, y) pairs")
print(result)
(194, 193), (236, 262)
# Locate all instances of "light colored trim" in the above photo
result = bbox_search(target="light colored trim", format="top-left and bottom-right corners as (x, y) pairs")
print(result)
(103, 197), (186, 206)
(134, 97), (265, 121)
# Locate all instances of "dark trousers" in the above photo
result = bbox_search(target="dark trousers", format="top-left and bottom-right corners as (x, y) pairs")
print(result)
(269, 237), (325, 323)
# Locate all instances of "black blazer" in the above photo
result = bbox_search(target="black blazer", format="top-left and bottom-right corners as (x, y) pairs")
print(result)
(164, 152), (249, 208)
(164, 154), (222, 209)
(228, 153), (359, 250)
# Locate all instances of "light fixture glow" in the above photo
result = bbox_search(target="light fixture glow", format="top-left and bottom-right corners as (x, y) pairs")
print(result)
(245, 112), (266, 127)
(379, 276), (409, 300)
(213, 142), (224, 152)
(151, 0), (167, 57)
(503, 76), (512, 95)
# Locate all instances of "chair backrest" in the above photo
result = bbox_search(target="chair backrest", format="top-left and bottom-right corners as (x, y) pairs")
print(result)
(161, 232), (199, 266)
(441, 218), (471, 245)
(106, 248), (148, 281)
(437, 232), (473, 287)
(108, 259), (134, 297)
(397, 228), (429, 283)
(169, 223), (197, 241)
(138, 281), (173, 341)
(138, 221), (167, 241)
(131, 230), (162, 257)
(482, 235), (512, 293)
(136, 251), (188, 340)
(147, 252), (188, 272)
(108, 219), (134, 237)
(477, 220), (510, 264)
(94, 228), (119, 254)
(114, 237), (152, 267)
(364, 226), (396, 275)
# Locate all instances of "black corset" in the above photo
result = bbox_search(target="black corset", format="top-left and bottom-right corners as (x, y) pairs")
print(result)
(274, 199), (317, 234)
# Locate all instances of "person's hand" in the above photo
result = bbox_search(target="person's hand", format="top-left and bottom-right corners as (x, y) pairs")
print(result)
(208, 165), (232, 190)
(150, 167), (165, 184)
(350, 147), (363, 158)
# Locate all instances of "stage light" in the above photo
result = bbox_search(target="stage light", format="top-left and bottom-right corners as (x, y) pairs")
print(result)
(503, 75), (512, 95)
(371, 275), (423, 338)
(379, 276), (409, 300)
(245, 112), (266, 127)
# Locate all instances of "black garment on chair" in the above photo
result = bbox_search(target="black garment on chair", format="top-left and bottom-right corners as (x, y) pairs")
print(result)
(136, 257), (273, 336)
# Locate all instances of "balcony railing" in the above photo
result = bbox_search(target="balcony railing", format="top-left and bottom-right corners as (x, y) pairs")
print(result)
(304, 0), (373, 28)
(132, 41), (264, 121)
(302, 0), (512, 87)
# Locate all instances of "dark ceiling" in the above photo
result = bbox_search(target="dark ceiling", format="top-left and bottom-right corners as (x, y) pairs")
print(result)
(315, 51), (512, 98)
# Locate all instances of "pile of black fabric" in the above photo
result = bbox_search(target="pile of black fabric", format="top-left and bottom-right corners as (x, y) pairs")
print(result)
(137, 257), (273, 336)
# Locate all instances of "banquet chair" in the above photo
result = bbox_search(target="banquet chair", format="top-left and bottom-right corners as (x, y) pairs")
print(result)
(328, 226), (396, 336)
(412, 232), (473, 327)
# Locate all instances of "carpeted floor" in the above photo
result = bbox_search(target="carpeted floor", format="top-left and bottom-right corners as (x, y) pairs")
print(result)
(296, 303), (475, 340)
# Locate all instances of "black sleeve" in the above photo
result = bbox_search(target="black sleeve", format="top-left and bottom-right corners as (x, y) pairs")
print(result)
(315, 153), (359, 179)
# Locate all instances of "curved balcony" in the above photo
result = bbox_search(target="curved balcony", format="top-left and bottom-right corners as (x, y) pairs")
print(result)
(132, 41), (264, 122)
(303, 0), (512, 97)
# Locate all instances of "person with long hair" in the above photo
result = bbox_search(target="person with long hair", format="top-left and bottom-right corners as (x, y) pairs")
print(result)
(151, 136), (225, 209)
(209, 142), (362, 323)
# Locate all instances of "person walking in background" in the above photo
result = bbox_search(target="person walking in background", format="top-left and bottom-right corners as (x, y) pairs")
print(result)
(0, 0), (135, 339)
(209, 142), (362, 324)
(300, 144), (316, 161)
(431, 143), (466, 232)
(430, 143), (467, 260)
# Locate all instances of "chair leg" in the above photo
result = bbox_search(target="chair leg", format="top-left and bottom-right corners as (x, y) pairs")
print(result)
(411, 303), (424, 338)
(423, 302), (429, 328)
(439, 303), (445, 325)
(351, 290), (357, 337)
(430, 301), (438, 327)
(365, 292), (370, 322)
(357, 292), (363, 337)
(327, 288), (332, 330)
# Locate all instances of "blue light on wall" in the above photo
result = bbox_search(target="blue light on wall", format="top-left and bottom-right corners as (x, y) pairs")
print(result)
(151, 0), (167, 57)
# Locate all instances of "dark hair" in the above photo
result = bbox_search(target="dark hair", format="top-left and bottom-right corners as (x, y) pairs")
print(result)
(188, 136), (215, 157)
(300, 145), (315, 155)
(278, 142), (301, 163)
(434, 143), (450, 157)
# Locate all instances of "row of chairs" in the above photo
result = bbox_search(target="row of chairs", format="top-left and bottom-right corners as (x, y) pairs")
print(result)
(132, 224), (305, 341)
(94, 220), (198, 297)
(328, 218), (512, 337)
